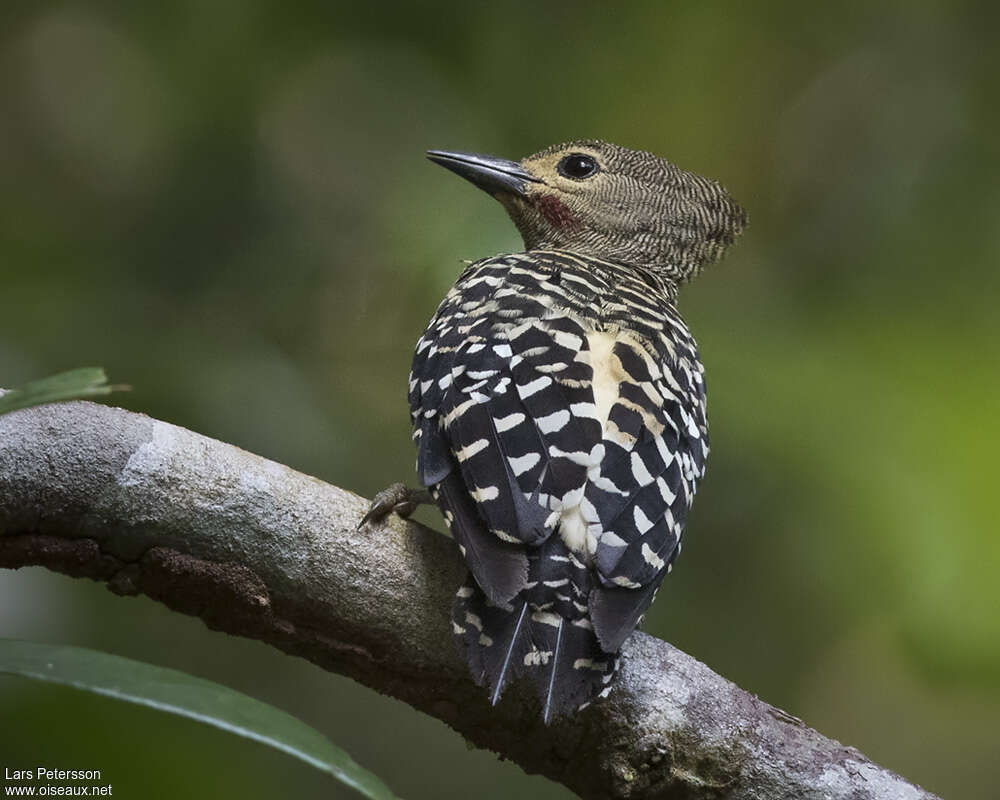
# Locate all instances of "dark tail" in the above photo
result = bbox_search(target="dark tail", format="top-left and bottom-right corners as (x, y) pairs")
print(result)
(452, 576), (619, 721)
(542, 618), (563, 725)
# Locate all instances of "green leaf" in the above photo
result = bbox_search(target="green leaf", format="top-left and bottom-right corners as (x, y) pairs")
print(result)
(0, 367), (127, 416)
(0, 639), (398, 800)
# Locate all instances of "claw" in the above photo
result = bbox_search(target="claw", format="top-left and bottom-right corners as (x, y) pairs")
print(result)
(358, 482), (432, 529)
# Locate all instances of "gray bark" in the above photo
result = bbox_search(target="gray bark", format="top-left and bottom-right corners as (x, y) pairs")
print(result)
(0, 401), (939, 800)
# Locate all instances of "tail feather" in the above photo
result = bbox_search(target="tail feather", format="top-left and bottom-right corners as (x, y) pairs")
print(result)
(542, 618), (563, 725)
(490, 600), (529, 705)
(453, 577), (533, 699)
(453, 577), (619, 721)
(532, 615), (618, 721)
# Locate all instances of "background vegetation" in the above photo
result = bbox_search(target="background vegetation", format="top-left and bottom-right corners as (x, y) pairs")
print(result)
(1, 1), (997, 797)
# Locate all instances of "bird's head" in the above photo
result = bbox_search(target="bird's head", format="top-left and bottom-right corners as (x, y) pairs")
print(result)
(428, 140), (746, 283)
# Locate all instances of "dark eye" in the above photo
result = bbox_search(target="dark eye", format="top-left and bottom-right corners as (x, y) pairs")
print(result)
(557, 153), (599, 180)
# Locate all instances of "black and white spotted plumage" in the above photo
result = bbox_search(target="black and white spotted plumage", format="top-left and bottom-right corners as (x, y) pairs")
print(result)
(409, 249), (708, 719)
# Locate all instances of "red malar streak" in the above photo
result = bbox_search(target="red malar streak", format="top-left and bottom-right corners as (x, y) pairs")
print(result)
(537, 194), (578, 229)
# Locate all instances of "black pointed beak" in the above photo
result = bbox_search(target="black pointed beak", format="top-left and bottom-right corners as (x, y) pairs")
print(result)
(427, 149), (541, 198)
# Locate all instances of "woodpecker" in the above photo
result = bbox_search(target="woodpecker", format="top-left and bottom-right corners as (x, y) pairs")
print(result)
(363, 140), (746, 722)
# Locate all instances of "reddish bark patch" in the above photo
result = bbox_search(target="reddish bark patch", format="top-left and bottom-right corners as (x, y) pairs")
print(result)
(537, 194), (578, 229)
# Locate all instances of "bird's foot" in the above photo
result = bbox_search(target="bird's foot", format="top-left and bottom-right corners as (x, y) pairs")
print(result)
(358, 482), (432, 529)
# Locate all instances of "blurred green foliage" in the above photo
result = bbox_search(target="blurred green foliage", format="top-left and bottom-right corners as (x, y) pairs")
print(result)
(1, 1), (997, 798)
(0, 367), (120, 415)
(0, 640), (397, 800)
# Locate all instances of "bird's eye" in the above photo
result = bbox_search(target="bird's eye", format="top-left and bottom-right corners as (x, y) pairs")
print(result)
(557, 153), (599, 180)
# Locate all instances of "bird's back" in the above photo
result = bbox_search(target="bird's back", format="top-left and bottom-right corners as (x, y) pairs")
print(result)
(409, 249), (708, 719)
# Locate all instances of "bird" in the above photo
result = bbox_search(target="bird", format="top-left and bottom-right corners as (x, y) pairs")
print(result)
(361, 140), (746, 722)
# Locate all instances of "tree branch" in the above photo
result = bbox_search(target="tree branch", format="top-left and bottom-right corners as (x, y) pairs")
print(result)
(0, 401), (937, 800)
